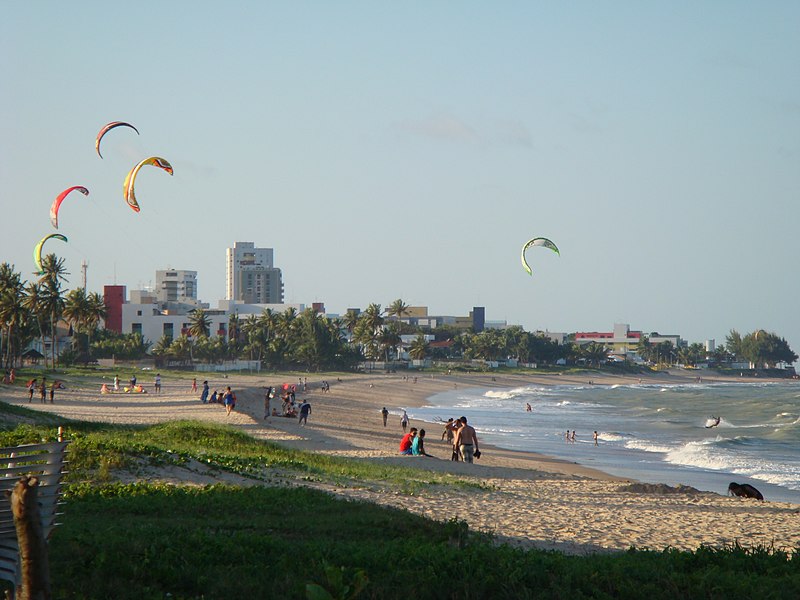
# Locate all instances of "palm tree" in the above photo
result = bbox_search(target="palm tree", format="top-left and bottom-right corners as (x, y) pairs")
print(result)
(39, 254), (68, 367)
(386, 298), (410, 323)
(168, 335), (193, 365)
(84, 292), (107, 357)
(580, 342), (609, 367)
(636, 335), (652, 364)
(22, 282), (48, 368)
(342, 309), (359, 338)
(150, 335), (174, 364)
(378, 322), (402, 362)
(408, 333), (429, 361)
(0, 264), (27, 367)
(353, 304), (384, 364)
(187, 308), (211, 339)
(0, 287), (26, 369)
(241, 314), (263, 361)
(64, 288), (91, 352)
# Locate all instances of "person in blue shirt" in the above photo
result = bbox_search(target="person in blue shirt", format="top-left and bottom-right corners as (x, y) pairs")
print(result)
(411, 428), (432, 457)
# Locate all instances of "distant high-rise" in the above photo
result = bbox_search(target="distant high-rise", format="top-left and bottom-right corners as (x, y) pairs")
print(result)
(155, 269), (197, 303)
(226, 242), (284, 304)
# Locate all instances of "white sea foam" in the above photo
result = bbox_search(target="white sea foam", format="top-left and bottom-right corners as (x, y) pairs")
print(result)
(599, 433), (628, 442)
(624, 440), (674, 454)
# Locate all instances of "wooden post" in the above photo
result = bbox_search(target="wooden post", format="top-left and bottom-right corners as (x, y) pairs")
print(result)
(10, 477), (51, 600)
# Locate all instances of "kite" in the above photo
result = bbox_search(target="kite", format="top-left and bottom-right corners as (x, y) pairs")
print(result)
(123, 156), (173, 212)
(33, 233), (68, 275)
(521, 237), (560, 275)
(95, 121), (140, 158)
(50, 186), (89, 229)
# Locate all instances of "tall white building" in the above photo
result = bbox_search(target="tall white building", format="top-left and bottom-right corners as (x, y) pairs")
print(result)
(226, 242), (284, 304)
(155, 269), (197, 303)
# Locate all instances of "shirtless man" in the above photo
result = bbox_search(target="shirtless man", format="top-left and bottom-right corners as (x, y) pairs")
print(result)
(454, 416), (479, 464)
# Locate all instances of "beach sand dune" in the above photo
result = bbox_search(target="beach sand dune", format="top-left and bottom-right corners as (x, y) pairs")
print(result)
(2, 370), (799, 554)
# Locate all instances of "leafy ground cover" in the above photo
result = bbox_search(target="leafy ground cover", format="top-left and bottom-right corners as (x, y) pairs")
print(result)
(0, 405), (798, 599)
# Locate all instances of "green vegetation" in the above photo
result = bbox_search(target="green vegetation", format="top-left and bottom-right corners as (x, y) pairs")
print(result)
(0, 406), (798, 598)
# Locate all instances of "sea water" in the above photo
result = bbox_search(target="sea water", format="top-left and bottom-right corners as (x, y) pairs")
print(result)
(408, 380), (800, 504)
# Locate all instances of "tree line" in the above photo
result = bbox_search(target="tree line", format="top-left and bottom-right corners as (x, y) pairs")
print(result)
(1, 260), (796, 371)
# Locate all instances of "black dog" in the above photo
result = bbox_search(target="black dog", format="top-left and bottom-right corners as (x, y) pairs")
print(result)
(728, 482), (764, 501)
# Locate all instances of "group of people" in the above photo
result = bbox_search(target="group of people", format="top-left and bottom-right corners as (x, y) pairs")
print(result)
(397, 414), (480, 463)
(2, 369), (16, 384)
(199, 382), (237, 415)
(27, 377), (61, 403)
(398, 427), (432, 457)
(565, 430), (600, 446)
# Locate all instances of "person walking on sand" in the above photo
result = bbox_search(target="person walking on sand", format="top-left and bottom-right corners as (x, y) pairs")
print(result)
(381, 407), (389, 427)
(454, 416), (479, 464)
(223, 386), (236, 415)
(154, 373), (162, 394)
(191, 378), (197, 393)
(27, 379), (36, 402)
(49, 381), (56, 403)
(400, 410), (409, 433)
(593, 431), (599, 446)
(298, 399), (311, 426)
(200, 380), (209, 404)
(39, 378), (47, 403)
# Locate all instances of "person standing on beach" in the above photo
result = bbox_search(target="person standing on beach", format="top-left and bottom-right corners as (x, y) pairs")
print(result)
(39, 378), (47, 403)
(593, 431), (599, 446)
(223, 386), (236, 415)
(264, 386), (273, 418)
(454, 417), (479, 463)
(400, 410), (409, 433)
(28, 379), (36, 402)
(154, 374), (162, 394)
(298, 399), (311, 426)
(113, 375), (120, 391)
(200, 380), (210, 403)
(49, 381), (56, 403)
(381, 407), (389, 427)
(191, 378), (197, 393)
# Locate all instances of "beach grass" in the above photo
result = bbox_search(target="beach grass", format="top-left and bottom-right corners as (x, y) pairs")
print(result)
(35, 484), (800, 599)
(1, 405), (799, 598)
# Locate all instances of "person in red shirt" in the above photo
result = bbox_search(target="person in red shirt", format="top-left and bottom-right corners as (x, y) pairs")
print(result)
(399, 428), (418, 454)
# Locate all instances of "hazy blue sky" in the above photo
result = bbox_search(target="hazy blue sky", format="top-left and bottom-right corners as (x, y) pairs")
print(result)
(2, 3), (799, 350)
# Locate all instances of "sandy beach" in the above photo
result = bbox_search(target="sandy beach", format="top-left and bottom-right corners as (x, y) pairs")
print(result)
(2, 369), (799, 554)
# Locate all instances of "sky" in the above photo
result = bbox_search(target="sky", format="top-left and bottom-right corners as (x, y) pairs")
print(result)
(2, 2), (799, 351)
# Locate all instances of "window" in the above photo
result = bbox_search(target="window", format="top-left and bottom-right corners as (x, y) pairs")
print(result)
(137, 310), (142, 316)
(132, 323), (142, 335)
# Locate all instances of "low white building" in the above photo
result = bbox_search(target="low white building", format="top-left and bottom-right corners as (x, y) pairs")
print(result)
(121, 295), (304, 347)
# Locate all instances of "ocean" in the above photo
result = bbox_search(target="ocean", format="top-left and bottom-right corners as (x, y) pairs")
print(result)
(408, 380), (800, 504)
